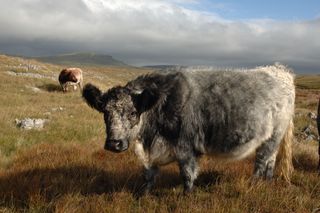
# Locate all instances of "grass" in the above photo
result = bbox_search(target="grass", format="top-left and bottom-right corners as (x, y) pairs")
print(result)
(0, 54), (319, 212)
(295, 75), (320, 90)
(1, 143), (319, 212)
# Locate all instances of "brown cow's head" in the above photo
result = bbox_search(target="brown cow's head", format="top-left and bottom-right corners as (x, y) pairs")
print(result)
(82, 83), (158, 152)
(58, 68), (83, 93)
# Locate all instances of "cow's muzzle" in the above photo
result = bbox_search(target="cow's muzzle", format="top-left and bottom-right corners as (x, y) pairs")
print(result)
(105, 139), (129, 152)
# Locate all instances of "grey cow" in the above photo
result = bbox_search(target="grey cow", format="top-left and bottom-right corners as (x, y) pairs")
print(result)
(82, 64), (295, 194)
(317, 97), (320, 171)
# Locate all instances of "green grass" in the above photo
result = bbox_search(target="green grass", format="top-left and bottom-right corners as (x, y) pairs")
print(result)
(0, 54), (319, 212)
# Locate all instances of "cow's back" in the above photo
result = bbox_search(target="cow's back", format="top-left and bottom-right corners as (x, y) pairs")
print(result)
(59, 68), (82, 84)
(180, 64), (295, 156)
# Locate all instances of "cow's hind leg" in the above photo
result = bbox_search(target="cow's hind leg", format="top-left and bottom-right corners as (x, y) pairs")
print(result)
(253, 134), (282, 180)
(79, 81), (83, 91)
(178, 156), (199, 194)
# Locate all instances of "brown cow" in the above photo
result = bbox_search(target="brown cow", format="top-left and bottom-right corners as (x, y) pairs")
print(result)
(58, 68), (83, 92)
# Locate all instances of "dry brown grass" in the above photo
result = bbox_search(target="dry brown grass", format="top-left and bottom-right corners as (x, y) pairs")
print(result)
(0, 55), (319, 212)
(0, 142), (319, 212)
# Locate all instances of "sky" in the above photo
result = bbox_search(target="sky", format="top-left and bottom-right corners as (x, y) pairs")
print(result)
(0, 0), (319, 73)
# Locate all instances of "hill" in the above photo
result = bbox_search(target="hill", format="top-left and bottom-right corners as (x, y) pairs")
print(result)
(29, 52), (128, 67)
(143, 65), (183, 70)
(295, 74), (320, 89)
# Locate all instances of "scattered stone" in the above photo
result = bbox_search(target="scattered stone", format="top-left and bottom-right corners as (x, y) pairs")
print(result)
(51, 107), (64, 112)
(15, 118), (48, 130)
(5, 61), (46, 71)
(6, 71), (55, 80)
(25, 85), (41, 93)
(302, 124), (318, 142)
(302, 125), (313, 136)
(32, 87), (41, 92)
(307, 112), (317, 120)
(305, 135), (316, 142)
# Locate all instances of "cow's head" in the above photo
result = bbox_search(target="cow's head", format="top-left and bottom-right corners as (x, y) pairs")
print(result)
(82, 83), (158, 153)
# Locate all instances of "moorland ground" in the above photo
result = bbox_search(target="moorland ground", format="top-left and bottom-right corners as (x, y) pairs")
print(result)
(0, 55), (319, 212)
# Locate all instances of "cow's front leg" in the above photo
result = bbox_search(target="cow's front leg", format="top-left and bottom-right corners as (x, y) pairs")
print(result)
(178, 157), (199, 194)
(144, 166), (158, 192)
(61, 83), (67, 92)
(136, 166), (158, 196)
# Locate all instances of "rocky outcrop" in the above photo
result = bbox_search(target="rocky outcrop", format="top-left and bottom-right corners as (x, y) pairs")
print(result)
(15, 118), (48, 130)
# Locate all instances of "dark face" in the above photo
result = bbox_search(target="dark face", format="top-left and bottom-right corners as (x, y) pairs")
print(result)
(103, 91), (140, 153)
(83, 83), (158, 153)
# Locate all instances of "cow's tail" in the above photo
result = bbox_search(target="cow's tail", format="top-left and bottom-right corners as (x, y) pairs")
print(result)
(277, 119), (294, 183)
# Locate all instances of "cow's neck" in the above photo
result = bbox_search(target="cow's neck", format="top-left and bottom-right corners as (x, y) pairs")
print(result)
(137, 111), (158, 149)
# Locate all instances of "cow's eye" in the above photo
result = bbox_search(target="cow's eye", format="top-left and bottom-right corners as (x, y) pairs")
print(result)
(130, 111), (136, 117)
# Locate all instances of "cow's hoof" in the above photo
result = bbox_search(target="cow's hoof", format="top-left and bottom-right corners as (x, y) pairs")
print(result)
(183, 186), (194, 195)
(133, 183), (150, 199)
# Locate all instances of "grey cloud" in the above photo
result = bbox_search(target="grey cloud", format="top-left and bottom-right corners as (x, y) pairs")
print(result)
(0, 0), (319, 73)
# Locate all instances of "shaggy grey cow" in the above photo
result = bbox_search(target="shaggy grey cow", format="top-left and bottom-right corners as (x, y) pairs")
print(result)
(317, 97), (320, 171)
(82, 64), (295, 194)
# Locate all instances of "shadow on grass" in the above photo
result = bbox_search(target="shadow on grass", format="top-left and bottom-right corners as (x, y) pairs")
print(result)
(38, 83), (62, 92)
(0, 165), (222, 209)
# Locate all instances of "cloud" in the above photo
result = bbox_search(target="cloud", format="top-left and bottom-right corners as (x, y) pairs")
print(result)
(0, 0), (319, 72)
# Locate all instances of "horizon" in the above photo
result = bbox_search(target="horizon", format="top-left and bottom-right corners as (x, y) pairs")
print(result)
(1, 51), (318, 74)
(0, 0), (319, 73)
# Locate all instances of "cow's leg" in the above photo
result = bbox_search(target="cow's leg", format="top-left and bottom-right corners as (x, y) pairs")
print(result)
(136, 166), (158, 196)
(178, 156), (199, 193)
(61, 83), (67, 92)
(79, 81), (83, 91)
(144, 166), (158, 192)
(253, 134), (282, 180)
(175, 138), (199, 193)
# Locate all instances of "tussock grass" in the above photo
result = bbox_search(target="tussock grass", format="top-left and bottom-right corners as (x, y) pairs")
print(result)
(0, 142), (319, 212)
(0, 55), (319, 212)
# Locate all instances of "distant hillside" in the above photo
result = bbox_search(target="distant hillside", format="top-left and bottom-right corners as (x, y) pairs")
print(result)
(29, 52), (128, 67)
(143, 65), (185, 71)
(295, 75), (320, 89)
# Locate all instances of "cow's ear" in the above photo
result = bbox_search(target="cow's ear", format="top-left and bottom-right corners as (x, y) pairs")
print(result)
(131, 88), (159, 114)
(82, 83), (104, 112)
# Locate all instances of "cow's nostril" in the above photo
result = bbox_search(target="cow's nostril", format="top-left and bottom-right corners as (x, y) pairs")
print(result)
(106, 140), (122, 150)
(105, 139), (128, 152)
(115, 141), (122, 149)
